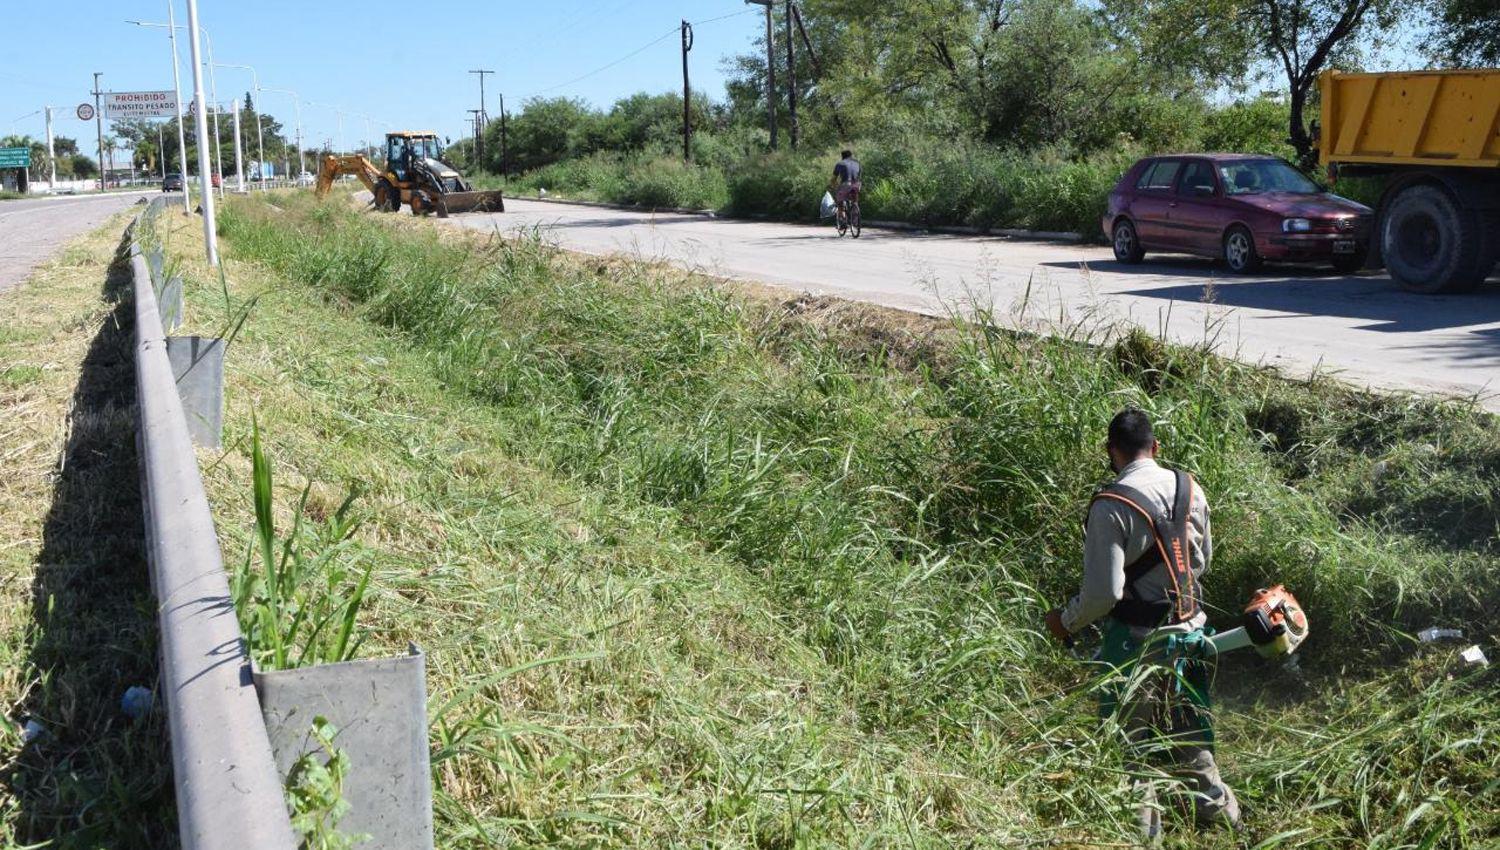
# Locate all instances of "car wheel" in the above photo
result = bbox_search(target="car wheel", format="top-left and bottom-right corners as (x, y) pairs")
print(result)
(1331, 253), (1364, 274)
(1224, 226), (1263, 274)
(1112, 218), (1145, 264)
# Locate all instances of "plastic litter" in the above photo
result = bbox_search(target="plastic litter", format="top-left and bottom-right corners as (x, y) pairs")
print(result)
(819, 191), (836, 220)
(121, 686), (154, 720)
(1418, 627), (1464, 643)
(1460, 645), (1488, 667)
(538, 187), (548, 198)
(20, 719), (44, 744)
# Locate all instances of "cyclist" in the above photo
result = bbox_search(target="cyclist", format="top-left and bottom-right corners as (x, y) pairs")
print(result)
(830, 149), (862, 226)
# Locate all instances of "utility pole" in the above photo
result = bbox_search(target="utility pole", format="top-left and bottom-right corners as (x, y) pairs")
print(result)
(745, 0), (775, 150)
(466, 108), (482, 165)
(92, 72), (105, 190)
(681, 20), (694, 162)
(498, 92), (508, 177)
(184, 0), (218, 266)
(786, 1), (798, 149)
(468, 68), (493, 169)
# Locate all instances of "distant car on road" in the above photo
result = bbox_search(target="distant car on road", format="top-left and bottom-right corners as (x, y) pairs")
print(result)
(1104, 154), (1372, 274)
(162, 173), (184, 192)
(296, 172), (315, 187)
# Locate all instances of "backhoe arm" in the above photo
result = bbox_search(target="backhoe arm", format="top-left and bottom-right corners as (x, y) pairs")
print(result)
(314, 154), (383, 197)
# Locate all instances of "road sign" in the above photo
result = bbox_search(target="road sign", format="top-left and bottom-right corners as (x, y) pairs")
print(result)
(103, 90), (178, 119)
(76, 102), (95, 121)
(0, 147), (31, 169)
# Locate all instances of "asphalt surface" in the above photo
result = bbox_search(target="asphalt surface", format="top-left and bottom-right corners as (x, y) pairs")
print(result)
(0, 191), (160, 294)
(448, 198), (1500, 409)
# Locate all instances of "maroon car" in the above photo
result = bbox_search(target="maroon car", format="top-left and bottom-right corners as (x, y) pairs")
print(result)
(1103, 154), (1373, 274)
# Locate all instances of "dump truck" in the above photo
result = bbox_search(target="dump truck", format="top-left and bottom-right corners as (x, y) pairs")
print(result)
(1319, 69), (1500, 293)
(315, 130), (503, 217)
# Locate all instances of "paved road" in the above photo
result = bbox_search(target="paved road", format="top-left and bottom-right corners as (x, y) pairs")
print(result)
(0, 191), (159, 294)
(449, 199), (1500, 409)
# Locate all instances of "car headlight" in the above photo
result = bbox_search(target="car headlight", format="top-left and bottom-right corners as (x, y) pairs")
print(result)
(1282, 218), (1312, 233)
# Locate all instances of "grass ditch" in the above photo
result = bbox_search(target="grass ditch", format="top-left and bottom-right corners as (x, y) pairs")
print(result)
(189, 189), (1499, 846)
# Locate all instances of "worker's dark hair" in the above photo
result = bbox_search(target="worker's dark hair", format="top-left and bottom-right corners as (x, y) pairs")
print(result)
(1107, 408), (1155, 455)
(841, 149), (853, 159)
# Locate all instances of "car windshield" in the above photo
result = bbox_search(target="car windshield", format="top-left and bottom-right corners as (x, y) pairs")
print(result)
(1219, 160), (1319, 195)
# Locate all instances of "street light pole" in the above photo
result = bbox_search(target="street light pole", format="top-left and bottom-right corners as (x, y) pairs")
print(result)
(203, 30), (223, 200)
(183, 0), (218, 265)
(231, 97), (245, 191)
(262, 87), (304, 178)
(91, 72), (104, 191)
(127, 14), (193, 212)
(213, 63), (265, 189)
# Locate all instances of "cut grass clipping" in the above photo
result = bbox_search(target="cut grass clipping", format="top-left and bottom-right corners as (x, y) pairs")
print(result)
(190, 190), (1498, 848)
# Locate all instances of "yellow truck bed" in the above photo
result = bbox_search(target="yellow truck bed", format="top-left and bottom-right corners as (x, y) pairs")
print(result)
(1319, 69), (1500, 169)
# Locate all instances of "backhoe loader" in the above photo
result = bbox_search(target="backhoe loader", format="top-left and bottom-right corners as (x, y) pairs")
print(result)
(314, 131), (504, 217)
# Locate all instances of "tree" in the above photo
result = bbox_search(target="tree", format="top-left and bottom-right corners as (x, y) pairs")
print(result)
(499, 97), (600, 172)
(1122, 0), (1402, 167)
(1251, 0), (1401, 167)
(1424, 0), (1500, 66)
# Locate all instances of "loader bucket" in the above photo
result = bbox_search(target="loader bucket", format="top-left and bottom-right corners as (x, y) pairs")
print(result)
(435, 191), (506, 217)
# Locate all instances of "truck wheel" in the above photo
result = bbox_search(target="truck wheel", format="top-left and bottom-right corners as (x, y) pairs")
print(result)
(374, 180), (399, 212)
(1382, 183), (1484, 294)
(1224, 226), (1263, 274)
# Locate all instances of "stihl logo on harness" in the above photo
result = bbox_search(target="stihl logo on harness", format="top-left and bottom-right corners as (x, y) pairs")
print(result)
(1089, 469), (1201, 627)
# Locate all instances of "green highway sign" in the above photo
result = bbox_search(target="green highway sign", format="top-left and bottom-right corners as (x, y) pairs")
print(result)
(0, 146), (30, 169)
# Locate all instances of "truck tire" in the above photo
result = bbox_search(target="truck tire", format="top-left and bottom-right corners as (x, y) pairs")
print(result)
(1382, 183), (1485, 294)
(374, 179), (399, 212)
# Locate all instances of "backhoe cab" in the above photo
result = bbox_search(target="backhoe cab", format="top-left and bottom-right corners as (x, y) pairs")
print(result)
(314, 131), (504, 217)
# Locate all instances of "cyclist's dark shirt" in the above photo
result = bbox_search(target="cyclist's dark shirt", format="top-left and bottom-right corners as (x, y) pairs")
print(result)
(833, 157), (862, 184)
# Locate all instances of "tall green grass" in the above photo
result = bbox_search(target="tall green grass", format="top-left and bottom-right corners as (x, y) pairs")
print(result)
(215, 191), (1500, 846)
(231, 413), (372, 671)
(501, 138), (1130, 235)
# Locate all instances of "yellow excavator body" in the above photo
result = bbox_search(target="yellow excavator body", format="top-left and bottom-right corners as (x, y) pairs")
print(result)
(314, 131), (503, 217)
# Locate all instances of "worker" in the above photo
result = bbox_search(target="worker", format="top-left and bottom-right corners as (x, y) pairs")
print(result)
(1044, 408), (1240, 842)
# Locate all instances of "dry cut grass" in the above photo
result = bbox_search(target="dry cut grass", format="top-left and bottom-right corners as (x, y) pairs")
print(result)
(0, 209), (175, 847)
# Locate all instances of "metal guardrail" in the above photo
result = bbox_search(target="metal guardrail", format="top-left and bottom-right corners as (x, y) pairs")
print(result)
(128, 198), (300, 849)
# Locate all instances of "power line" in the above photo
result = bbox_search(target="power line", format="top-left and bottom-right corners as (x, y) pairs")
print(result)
(693, 8), (758, 26)
(528, 25), (679, 97)
(524, 8), (761, 101)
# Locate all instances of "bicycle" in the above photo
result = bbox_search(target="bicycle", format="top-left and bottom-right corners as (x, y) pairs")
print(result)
(835, 186), (862, 238)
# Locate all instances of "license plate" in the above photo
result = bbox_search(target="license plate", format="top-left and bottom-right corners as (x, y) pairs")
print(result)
(1333, 240), (1357, 254)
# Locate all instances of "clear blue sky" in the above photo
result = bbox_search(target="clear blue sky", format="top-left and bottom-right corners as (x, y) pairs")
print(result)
(3, 0), (762, 157)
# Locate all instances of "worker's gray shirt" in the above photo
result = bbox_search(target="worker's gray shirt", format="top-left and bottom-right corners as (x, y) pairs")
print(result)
(1061, 458), (1211, 635)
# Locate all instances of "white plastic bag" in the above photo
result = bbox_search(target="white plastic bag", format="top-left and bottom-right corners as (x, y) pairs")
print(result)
(819, 191), (836, 220)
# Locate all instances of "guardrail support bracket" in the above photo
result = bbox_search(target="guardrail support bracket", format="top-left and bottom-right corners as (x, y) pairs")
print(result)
(165, 336), (224, 448)
(256, 645), (434, 850)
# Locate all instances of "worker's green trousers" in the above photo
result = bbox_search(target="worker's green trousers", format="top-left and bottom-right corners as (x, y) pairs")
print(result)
(1093, 619), (1238, 831)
